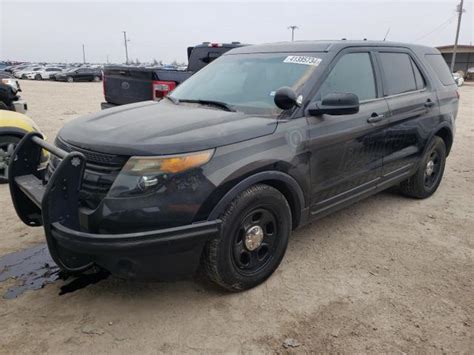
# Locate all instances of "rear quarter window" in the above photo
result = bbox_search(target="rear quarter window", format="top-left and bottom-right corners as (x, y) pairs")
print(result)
(425, 54), (455, 86)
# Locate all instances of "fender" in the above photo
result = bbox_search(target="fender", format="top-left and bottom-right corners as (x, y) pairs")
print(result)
(208, 171), (308, 228)
(425, 122), (454, 156)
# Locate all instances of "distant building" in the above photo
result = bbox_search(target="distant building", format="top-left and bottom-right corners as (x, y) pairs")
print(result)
(436, 44), (474, 77)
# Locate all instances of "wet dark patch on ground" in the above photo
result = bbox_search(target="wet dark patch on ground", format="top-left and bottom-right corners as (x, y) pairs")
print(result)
(0, 244), (61, 299)
(0, 244), (109, 298)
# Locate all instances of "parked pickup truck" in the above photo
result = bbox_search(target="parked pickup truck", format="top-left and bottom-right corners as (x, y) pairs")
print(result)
(101, 42), (245, 109)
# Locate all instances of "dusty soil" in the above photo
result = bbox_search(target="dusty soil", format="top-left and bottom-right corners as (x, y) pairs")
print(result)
(0, 80), (473, 354)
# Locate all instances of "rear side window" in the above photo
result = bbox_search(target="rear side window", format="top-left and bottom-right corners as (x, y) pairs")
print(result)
(379, 52), (417, 95)
(425, 54), (455, 86)
(319, 52), (376, 101)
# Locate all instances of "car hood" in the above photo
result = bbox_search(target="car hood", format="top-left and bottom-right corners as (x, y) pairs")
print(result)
(58, 100), (278, 156)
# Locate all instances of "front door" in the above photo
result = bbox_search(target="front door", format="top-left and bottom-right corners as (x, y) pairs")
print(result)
(307, 51), (390, 217)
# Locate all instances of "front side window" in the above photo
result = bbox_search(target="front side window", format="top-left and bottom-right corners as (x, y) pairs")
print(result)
(318, 52), (376, 101)
(379, 52), (417, 95)
(170, 52), (326, 115)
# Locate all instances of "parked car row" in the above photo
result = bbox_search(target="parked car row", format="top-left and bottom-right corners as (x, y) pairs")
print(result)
(3, 64), (103, 82)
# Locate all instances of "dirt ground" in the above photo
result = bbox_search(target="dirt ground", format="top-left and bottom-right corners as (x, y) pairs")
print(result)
(0, 80), (473, 354)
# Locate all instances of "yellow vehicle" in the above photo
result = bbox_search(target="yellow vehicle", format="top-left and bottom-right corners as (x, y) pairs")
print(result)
(0, 110), (48, 183)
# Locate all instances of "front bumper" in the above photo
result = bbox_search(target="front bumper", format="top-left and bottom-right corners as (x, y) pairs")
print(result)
(9, 133), (221, 279)
(13, 100), (28, 114)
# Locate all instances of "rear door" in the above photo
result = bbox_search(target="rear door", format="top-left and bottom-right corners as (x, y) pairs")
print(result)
(75, 69), (87, 81)
(307, 49), (390, 217)
(376, 49), (439, 189)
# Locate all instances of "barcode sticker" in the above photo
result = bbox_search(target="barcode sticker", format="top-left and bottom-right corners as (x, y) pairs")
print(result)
(283, 56), (322, 66)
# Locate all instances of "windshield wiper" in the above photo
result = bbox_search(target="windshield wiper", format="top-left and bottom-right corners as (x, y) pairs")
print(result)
(178, 99), (236, 112)
(164, 95), (179, 105)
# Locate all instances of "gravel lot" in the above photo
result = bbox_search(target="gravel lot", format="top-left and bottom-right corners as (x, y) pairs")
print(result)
(0, 80), (473, 354)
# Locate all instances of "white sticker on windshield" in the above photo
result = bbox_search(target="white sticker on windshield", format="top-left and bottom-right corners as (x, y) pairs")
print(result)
(283, 56), (322, 66)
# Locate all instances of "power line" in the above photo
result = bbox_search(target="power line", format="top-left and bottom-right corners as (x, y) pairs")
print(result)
(413, 15), (457, 42)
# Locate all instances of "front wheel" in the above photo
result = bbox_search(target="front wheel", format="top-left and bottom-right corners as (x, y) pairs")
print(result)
(0, 135), (21, 183)
(399, 136), (446, 199)
(202, 184), (292, 291)
(66, 76), (74, 83)
(35, 74), (42, 80)
(93, 76), (101, 82)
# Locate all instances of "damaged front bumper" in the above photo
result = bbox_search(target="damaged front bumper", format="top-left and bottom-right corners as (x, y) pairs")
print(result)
(8, 133), (221, 279)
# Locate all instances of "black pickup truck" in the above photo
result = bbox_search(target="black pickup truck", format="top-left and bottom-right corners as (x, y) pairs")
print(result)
(101, 42), (245, 109)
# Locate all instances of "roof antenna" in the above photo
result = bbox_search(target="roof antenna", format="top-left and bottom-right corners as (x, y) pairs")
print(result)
(383, 27), (391, 41)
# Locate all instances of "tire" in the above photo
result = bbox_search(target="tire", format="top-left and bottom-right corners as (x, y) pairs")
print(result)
(0, 135), (21, 183)
(93, 76), (101, 82)
(35, 74), (42, 80)
(67, 76), (74, 83)
(203, 184), (292, 291)
(399, 136), (446, 199)
(21, 74), (27, 79)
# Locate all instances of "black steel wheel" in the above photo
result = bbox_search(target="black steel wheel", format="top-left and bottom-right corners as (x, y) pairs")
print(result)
(231, 208), (278, 275)
(203, 184), (291, 291)
(400, 136), (446, 199)
(0, 135), (21, 183)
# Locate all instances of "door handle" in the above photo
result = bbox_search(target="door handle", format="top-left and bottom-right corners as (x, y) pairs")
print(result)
(367, 113), (384, 123)
(424, 99), (435, 108)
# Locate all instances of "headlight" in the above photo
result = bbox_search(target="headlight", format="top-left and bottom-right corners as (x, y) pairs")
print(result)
(1, 78), (15, 86)
(108, 149), (214, 198)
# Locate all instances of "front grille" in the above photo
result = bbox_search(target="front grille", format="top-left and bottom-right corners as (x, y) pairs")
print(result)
(46, 138), (128, 209)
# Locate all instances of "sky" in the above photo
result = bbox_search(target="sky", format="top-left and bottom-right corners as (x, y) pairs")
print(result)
(1, 0), (473, 64)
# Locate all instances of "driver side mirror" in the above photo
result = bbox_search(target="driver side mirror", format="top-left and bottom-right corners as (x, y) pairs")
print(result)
(274, 86), (301, 110)
(308, 93), (360, 116)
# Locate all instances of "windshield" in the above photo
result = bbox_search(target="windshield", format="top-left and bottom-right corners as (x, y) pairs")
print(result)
(170, 52), (325, 115)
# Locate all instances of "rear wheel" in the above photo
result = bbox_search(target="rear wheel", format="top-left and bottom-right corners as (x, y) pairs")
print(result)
(0, 135), (21, 183)
(399, 136), (446, 199)
(203, 184), (291, 291)
(93, 76), (101, 82)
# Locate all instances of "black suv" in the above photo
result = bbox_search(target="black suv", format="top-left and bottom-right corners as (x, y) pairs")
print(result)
(9, 41), (458, 291)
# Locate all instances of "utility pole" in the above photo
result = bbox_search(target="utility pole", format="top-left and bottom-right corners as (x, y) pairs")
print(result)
(82, 44), (86, 64)
(383, 27), (391, 41)
(288, 25), (299, 41)
(122, 31), (130, 64)
(450, 0), (465, 73)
